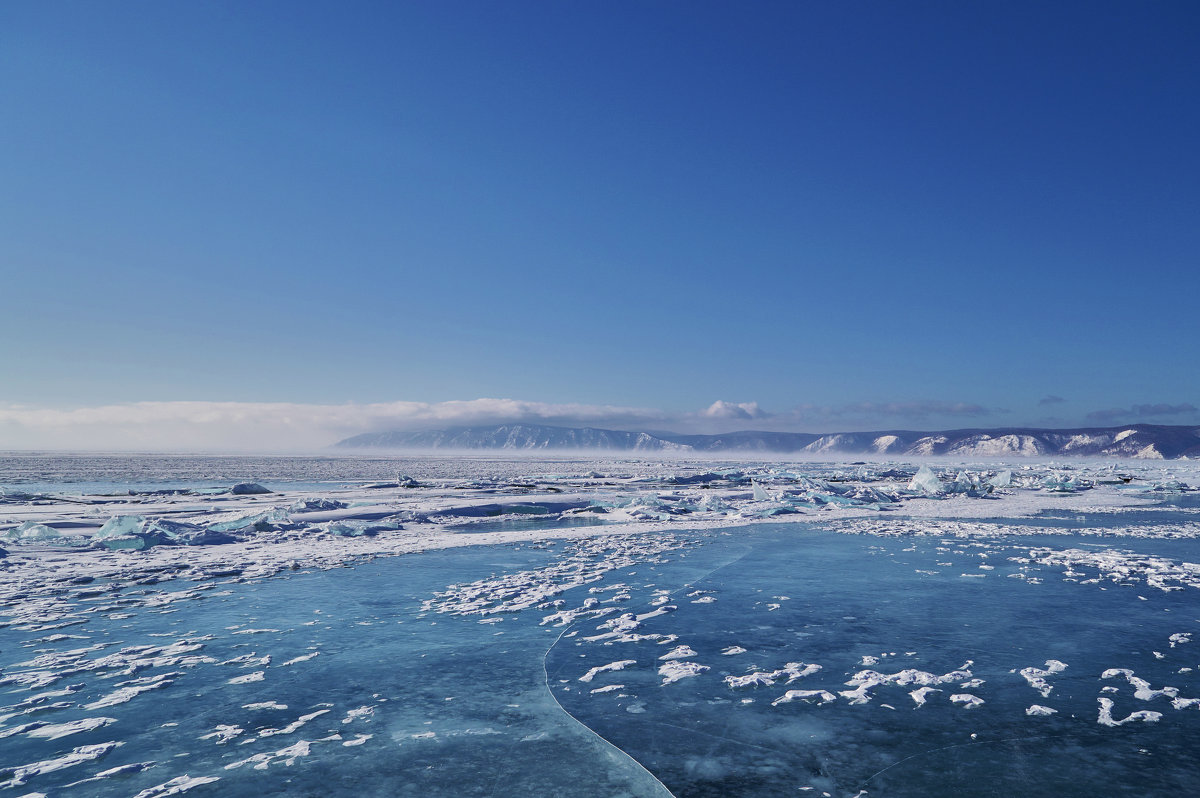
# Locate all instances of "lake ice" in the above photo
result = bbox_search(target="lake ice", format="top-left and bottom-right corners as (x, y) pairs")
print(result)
(2, 455), (1199, 796)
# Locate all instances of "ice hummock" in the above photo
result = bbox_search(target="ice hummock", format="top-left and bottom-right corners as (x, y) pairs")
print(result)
(907, 465), (943, 495)
(230, 482), (272, 495)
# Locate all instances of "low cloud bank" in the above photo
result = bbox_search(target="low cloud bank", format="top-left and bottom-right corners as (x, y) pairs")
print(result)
(0, 396), (1010, 452)
(1085, 403), (1199, 424)
(0, 399), (663, 452)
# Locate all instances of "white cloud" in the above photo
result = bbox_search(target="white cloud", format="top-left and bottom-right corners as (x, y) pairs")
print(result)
(1085, 402), (1198, 424)
(813, 400), (993, 421)
(703, 400), (764, 420)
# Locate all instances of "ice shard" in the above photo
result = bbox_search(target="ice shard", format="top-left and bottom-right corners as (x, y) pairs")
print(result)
(989, 470), (1012, 488)
(907, 465), (943, 495)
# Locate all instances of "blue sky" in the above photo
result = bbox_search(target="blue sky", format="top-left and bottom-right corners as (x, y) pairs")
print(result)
(2, 1), (1198, 449)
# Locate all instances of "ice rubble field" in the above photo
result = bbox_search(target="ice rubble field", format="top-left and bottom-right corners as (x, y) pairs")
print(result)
(2, 454), (1200, 797)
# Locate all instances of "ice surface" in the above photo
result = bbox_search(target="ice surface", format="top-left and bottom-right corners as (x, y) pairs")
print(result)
(323, 518), (403, 537)
(2, 454), (1200, 796)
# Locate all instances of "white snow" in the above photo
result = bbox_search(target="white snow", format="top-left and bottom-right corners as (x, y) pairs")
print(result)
(227, 671), (266, 685)
(131, 775), (222, 798)
(949, 693), (984, 708)
(1019, 660), (1068, 698)
(658, 660), (709, 685)
(659, 645), (697, 660)
(24, 718), (116, 740)
(1097, 697), (1162, 726)
(578, 660), (637, 683)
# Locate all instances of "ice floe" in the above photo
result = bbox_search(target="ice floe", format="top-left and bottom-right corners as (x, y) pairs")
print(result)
(725, 662), (821, 690)
(840, 663), (973, 705)
(909, 687), (941, 707)
(199, 725), (244, 744)
(1097, 697), (1162, 727)
(579, 660), (637, 683)
(771, 689), (837, 706)
(243, 701), (288, 710)
(1100, 668), (1181, 702)
(23, 717), (116, 740)
(1019, 660), (1068, 698)
(658, 645), (697, 660)
(227, 670), (265, 685)
(130, 775), (221, 798)
(280, 652), (320, 666)
(258, 709), (330, 737)
(84, 673), (177, 709)
(658, 660), (709, 685)
(0, 741), (123, 788)
(225, 739), (313, 770)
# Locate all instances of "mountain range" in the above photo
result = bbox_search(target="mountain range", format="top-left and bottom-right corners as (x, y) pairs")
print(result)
(335, 423), (1200, 459)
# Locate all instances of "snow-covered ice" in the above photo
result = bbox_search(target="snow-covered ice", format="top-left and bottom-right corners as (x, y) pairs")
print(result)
(2, 453), (1199, 797)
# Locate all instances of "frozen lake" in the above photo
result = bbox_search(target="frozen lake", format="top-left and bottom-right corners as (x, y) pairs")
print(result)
(3, 455), (1200, 796)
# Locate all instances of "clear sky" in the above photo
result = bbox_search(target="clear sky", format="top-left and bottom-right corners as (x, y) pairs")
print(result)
(2, 1), (1198, 450)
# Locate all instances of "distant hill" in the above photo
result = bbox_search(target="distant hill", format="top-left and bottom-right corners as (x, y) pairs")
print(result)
(336, 424), (693, 452)
(335, 423), (1200, 459)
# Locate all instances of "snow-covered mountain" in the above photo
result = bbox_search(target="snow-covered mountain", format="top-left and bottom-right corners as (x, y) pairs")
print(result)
(336, 423), (1200, 459)
(335, 424), (691, 452)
